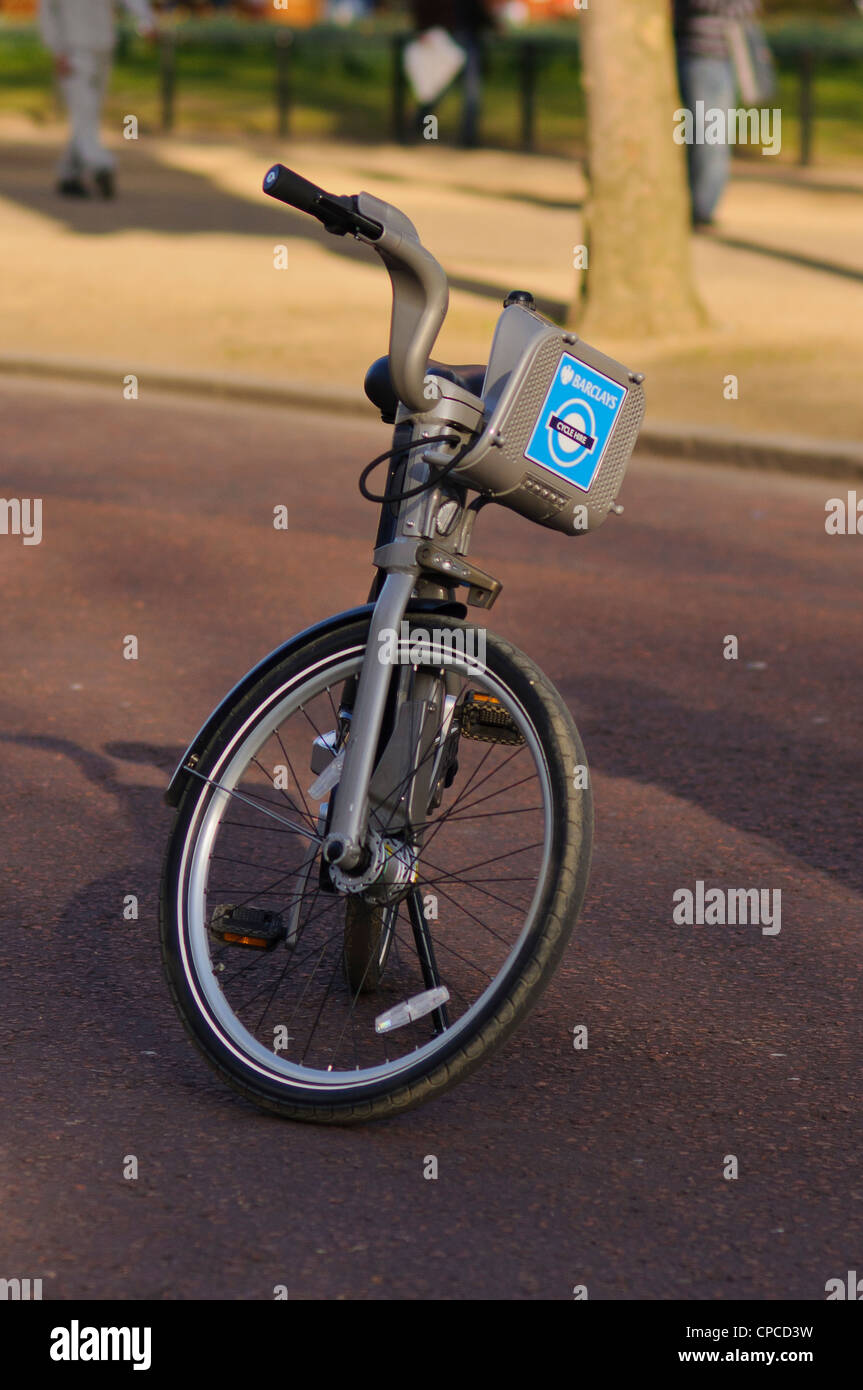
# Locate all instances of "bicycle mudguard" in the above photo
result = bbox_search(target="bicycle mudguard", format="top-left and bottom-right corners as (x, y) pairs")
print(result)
(164, 599), (467, 808)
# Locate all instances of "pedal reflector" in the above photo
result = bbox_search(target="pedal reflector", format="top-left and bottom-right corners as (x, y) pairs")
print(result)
(210, 904), (285, 951)
(460, 692), (524, 745)
(375, 986), (450, 1034)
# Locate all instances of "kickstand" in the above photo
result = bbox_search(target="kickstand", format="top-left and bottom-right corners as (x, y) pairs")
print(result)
(407, 888), (450, 1034)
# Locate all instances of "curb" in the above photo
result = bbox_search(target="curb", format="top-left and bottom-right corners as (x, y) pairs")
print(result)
(636, 421), (863, 483)
(0, 354), (372, 420)
(1, 354), (861, 482)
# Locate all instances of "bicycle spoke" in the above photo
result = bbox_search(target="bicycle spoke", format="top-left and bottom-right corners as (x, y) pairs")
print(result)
(251, 753), (317, 830)
(180, 644), (559, 1082)
(187, 767), (321, 842)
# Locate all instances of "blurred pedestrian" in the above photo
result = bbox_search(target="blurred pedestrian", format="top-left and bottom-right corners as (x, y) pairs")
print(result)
(409, 1), (495, 148)
(673, 0), (769, 227)
(39, 0), (157, 199)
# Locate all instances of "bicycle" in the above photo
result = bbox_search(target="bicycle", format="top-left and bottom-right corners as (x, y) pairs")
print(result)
(160, 164), (645, 1123)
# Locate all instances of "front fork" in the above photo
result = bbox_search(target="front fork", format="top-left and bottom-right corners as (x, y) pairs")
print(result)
(324, 383), (495, 878)
(323, 565), (420, 872)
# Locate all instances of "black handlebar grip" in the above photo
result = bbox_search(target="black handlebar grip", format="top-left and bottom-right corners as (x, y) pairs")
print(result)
(263, 164), (326, 214)
(262, 163), (384, 242)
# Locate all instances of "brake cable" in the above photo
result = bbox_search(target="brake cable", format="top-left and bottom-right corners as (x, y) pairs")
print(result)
(358, 433), (473, 505)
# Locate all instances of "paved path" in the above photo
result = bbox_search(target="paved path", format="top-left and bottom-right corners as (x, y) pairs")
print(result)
(0, 380), (860, 1299)
(2, 128), (863, 445)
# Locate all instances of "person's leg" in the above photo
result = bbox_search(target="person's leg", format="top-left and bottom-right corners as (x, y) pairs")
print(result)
(458, 33), (481, 149)
(90, 52), (116, 197)
(55, 63), (87, 192)
(57, 136), (86, 191)
(63, 49), (116, 188)
(677, 56), (735, 225)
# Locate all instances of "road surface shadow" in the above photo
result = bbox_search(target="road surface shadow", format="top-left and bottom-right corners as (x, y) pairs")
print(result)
(0, 141), (567, 320)
(1, 733), (186, 1063)
(569, 671), (863, 896)
(710, 232), (863, 286)
(7, 647), (862, 954)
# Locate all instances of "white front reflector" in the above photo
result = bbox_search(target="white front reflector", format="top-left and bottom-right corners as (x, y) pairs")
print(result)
(375, 987), (450, 1034)
(308, 748), (345, 800)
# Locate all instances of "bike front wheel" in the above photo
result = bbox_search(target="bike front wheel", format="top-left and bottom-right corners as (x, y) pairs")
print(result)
(160, 615), (593, 1123)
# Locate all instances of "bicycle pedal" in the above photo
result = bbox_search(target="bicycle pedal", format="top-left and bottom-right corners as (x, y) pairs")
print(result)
(209, 904), (286, 951)
(460, 693), (524, 745)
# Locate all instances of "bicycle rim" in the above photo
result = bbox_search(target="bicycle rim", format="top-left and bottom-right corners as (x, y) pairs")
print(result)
(172, 634), (563, 1096)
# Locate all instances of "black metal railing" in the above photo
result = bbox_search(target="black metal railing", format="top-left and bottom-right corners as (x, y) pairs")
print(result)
(4, 15), (863, 163)
(150, 21), (863, 165)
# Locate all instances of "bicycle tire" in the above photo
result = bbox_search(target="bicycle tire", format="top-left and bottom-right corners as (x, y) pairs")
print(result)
(160, 615), (592, 1123)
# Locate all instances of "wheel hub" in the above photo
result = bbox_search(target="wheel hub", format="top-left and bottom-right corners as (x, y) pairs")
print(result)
(328, 829), (418, 904)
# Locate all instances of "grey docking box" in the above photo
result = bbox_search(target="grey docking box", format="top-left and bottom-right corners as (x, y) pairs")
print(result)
(451, 303), (646, 536)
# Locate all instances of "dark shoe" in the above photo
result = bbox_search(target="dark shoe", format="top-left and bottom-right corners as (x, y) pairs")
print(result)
(93, 168), (116, 199)
(57, 177), (90, 198)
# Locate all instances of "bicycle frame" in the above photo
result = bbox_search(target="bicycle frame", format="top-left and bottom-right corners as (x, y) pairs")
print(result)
(160, 160), (631, 1121)
(325, 382), (494, 873)
(169, 162), (640, 882)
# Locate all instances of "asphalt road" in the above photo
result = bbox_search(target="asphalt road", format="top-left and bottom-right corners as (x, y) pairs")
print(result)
(1, 378), (860, 1300)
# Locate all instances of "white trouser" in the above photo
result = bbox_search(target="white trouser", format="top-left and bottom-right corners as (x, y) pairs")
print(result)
(57, 48), (114, 178)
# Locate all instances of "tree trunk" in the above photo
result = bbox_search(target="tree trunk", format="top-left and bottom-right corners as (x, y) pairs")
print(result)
(575, 0), (707, 340)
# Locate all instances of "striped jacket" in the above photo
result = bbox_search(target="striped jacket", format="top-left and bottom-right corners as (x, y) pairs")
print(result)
(673, 0), (763, 60)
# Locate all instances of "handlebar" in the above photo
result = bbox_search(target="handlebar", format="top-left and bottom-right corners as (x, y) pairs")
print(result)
(263, 163), (384, 241)
(263, 163), (450, 415)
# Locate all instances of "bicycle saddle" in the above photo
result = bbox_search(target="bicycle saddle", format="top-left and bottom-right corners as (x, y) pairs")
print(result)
(364, 354), (486, 424)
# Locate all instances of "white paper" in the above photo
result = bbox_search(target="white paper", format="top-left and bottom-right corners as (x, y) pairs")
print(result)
(403, 26), (467, 106)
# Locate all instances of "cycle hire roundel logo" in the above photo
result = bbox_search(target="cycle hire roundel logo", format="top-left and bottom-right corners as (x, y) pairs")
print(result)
(524, 352), (627, 493)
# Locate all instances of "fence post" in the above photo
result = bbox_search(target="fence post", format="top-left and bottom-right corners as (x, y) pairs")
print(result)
(798, 48), (814, 166)
(159, 33), (176, 134)
(275, 29), (292, 138)
(520, 39), (536, 152)
(392, 33), (408, 144)
(459, 35), (484, 148)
